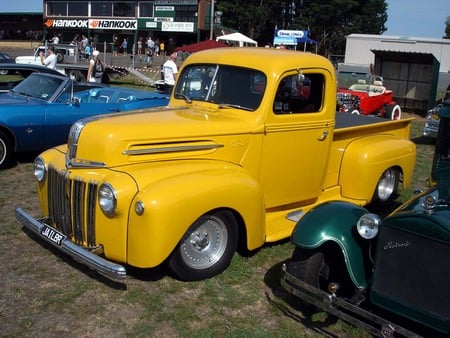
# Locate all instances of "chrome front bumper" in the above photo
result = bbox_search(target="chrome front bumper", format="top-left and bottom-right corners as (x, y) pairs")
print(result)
(15, 207), (126, 282)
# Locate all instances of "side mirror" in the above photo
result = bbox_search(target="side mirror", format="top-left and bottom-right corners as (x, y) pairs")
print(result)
(71, 97), (80, 106)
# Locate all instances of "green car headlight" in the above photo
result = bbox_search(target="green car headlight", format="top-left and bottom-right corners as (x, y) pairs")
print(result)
(98, 183), (117, 216)
(33, 157), (47, 183)
(356, 213), (381, 239)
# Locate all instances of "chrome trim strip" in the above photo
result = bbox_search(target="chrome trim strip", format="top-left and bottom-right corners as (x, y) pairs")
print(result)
(123, 143), (224, 155)
(15, 207), (126, 282)
(66, 158), (106, 169)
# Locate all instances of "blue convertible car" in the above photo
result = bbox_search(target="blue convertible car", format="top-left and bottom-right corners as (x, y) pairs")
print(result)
(0, 72), (169, 168)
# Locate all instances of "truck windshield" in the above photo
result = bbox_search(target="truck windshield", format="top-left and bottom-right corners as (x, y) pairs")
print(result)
(174, 64), (266, 111)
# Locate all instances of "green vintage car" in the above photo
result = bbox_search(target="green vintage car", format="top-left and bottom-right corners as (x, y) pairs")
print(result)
(281, 99), (450, 337)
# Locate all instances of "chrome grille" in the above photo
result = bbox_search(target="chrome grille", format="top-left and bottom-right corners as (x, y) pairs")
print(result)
(47, 165), (98, 247)
(337, 92), (360, 112)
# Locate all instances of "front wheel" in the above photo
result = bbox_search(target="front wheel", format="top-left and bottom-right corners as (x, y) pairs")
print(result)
(386, 104), (401, 120)
(287, 248), (355, 296)
(0, 130), (13, 169)
(168, 210), (238, 281)
(371, 167), (400, 204)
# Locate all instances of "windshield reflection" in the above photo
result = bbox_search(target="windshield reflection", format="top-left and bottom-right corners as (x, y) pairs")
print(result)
(174, 64), (266, 111)
(11, 73), (64, 101)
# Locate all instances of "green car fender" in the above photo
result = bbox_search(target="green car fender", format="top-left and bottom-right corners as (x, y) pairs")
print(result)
(291, 201), (369, 288)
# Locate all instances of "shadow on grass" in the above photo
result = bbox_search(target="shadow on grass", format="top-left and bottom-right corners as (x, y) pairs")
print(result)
(20, 225), (170, 291)
(263, 259), (341, 338)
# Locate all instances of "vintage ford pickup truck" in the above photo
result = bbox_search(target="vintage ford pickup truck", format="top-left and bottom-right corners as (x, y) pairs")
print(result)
(16, 48), (416, 282)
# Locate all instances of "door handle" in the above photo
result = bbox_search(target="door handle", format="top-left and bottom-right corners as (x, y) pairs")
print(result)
(318, 130), (329, 141)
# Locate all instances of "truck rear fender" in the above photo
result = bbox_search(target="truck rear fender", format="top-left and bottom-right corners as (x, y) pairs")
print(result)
(291, 201), (370, 287)
(126, 164), (265, 268)
(339, 135), (416, 201)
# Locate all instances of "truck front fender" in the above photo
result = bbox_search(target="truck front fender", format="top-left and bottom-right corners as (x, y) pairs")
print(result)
(126, 161), (265, 268)
(340, 135), (416, 202)
(291, 201), (369, 287)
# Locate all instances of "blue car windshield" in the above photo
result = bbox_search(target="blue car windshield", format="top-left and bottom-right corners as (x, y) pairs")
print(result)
(174, 64), (266, 111)
(11, 74), (64, 101)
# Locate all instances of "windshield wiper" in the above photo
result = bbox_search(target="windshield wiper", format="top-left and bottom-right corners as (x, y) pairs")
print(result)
(16, 91), (34, 98)
(174, 92), (192, 103)
(218, 103), (253, 111)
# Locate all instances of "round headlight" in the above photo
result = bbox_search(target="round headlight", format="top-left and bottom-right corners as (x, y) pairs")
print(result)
(356, 213), (381, 239)
(33, 157), (46, 182)
(98, 183), (117, 216)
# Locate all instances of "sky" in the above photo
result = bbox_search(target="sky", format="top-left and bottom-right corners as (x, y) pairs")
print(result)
(0, 0), (449, 39)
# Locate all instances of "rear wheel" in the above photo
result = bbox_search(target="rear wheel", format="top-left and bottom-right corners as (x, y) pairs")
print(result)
(386, 104), (401, 120)
(168, 210), (238, 281)
(372, 167), (400, 204)
(0, 130), (13, 169)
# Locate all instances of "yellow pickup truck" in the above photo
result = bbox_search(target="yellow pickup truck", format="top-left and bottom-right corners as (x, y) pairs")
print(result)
(16, 48), (416, 282)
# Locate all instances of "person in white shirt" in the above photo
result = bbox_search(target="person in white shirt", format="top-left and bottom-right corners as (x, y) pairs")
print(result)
(163, 52), (178, 93)
(39, 46), (57, 69)
(51, 34), (60, 44)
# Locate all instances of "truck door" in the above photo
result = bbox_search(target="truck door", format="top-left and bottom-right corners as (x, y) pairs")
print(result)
(260, 72), (334, 208)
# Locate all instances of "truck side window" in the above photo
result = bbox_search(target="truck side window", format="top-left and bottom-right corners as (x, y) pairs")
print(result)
(274, 73), (323, 114)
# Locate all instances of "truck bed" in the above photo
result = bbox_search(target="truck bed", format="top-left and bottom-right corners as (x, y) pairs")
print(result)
(335, 112), (391, 128)
(334, 112), (413, 140)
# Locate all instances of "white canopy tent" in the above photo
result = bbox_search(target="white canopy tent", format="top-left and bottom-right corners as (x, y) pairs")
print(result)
(216, 32), (258, 47)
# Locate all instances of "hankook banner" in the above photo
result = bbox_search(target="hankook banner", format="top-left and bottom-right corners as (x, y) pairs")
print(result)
(43, 19), (138, 30)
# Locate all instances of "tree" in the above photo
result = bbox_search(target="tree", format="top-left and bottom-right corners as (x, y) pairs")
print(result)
(216, 0), (388, 56)
(216, 0), (280, 45)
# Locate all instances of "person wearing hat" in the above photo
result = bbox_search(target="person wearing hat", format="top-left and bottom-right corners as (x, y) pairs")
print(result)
(87, 50), (104, 83)
(162, 52), (178, 94)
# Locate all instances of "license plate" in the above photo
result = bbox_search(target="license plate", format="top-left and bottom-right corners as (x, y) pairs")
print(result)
(41, 225), (66, 246)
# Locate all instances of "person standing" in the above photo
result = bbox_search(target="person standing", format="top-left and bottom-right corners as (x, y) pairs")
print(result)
(39, 46), (57, 69)
(112, 34), (118, 56)
(121, 38), (128, 56)
(84, 43), (91, 59)
(147, 36), (155, 55)
(162, 52), (178, 93)
(137, 36), (143, 60)
(87, 50), (104, 83)
(160, 40), (165, 56)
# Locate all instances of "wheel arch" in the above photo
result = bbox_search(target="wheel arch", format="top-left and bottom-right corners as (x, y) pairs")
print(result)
(126, 164), (265, 268)
(0, 124), (16, 150)
(340, 135), (415, 202)
(291, 201), (370, 288)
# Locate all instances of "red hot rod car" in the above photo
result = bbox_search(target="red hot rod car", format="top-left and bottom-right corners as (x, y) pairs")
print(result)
(337, 80), (402, 120)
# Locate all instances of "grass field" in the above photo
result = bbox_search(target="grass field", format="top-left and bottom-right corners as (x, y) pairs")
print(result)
(0, 113), (433, 337)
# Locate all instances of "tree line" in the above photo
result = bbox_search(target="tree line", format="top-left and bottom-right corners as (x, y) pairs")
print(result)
(215, 0), (449, 57)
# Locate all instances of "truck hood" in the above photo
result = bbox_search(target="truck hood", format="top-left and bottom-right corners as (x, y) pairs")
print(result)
(67, 105), (258, 168)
